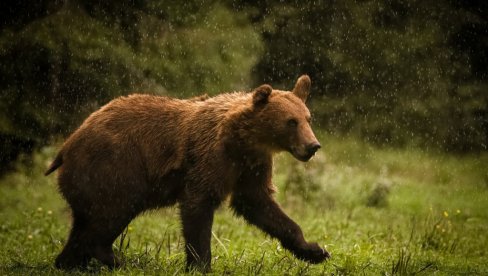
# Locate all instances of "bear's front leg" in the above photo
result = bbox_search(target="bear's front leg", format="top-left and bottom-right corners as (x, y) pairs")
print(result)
(180, 200), (216, 272)
(232, 162), (330, 264)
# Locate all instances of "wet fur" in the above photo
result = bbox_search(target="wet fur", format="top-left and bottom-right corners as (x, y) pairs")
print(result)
(47, 76), (329, 271)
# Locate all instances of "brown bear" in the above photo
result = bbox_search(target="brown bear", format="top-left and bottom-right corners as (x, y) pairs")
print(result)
(45, 75), (329, 271)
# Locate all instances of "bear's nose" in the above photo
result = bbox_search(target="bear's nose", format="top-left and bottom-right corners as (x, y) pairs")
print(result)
(306, 142), (321, 155)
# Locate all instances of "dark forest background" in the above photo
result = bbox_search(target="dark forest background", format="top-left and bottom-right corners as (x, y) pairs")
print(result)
(1, 0), (487, 173)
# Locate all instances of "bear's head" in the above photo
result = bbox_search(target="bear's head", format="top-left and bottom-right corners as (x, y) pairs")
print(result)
(250, 75), (321, 162)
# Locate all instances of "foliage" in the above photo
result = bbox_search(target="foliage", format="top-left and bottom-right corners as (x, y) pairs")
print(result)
(0, 0), (262, 171)
(231, 0), (488, 152)
(1, 135), (487, 274)
(1, 1), (487, 165)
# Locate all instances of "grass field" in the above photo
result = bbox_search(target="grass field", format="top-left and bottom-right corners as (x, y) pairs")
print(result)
(1, 134), (487, 275)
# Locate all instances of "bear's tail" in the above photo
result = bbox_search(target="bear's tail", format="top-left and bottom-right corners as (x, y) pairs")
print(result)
(44, 152), (63, 176)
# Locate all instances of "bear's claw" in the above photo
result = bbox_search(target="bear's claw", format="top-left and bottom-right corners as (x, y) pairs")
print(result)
(294, 242), (330, 264)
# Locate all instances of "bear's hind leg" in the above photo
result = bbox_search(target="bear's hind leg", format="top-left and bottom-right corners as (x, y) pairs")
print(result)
(92, 244), (121, 268)
(55, 212), (90, 269)
(84, 214), (134, 268)
(56, 212), (133, 269)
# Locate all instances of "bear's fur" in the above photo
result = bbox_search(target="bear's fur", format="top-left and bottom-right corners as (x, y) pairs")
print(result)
(46, 75), (329, 271)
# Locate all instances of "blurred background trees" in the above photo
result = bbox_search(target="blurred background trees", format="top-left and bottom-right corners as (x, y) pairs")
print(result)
(1, 0), (486, 172)
(234, 0), (487, 150)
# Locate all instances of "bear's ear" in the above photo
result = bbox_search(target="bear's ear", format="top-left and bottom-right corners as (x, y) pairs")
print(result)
(292, 75), (311, 103)
(253, 84), (273, 106)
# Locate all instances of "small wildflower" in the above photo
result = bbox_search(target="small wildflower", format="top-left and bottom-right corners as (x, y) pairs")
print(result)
(28, 235), (33, 239)
(443, 211), (449, 217)
(47, 210), (53, 215)
(456, 209), (461, 214)
(37, 207), (43, 212)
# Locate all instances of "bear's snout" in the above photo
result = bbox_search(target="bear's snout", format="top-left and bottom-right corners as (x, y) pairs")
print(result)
(306, 142), (321, 156)
(291, 141), (321, 162)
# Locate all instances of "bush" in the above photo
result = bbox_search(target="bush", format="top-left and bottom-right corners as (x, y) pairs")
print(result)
(0, 1), (263, 172)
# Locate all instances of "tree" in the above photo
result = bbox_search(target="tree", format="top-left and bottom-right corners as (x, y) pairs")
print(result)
(0, 0), (262, 171)
(230, 0), (487, 151)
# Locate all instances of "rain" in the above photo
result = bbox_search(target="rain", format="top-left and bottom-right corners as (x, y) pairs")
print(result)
(0, 0), (487, 274)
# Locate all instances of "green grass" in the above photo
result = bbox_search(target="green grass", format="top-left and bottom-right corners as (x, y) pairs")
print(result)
(1, 134), (487, 275)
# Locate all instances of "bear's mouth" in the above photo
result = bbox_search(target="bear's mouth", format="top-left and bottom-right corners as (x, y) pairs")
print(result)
(290, 148), (316, 162)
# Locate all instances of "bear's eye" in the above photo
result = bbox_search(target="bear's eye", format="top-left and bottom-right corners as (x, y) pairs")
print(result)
(287, 119), (298, 128)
